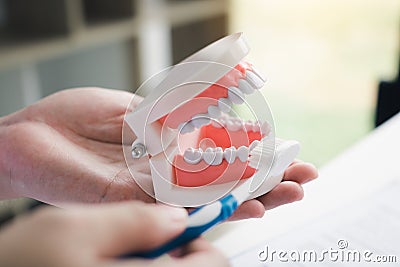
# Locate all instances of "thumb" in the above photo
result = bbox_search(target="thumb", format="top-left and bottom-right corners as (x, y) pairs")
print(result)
(75, 202), (187, 257)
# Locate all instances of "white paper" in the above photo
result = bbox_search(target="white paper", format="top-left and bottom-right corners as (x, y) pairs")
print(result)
(231, 180), (400, 266)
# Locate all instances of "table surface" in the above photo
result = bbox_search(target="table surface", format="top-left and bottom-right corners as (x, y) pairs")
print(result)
(206, 112), (400, 258)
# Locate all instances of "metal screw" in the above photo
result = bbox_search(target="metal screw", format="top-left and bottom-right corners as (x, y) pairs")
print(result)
(131, 143), (146, 159)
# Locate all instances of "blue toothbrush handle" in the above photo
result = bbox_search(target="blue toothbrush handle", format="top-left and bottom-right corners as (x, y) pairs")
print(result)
(121, 194), (238, 259)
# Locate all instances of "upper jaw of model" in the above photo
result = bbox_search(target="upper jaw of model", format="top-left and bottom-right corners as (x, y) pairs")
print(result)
(177, 65), (267, 135)
(174, 62), (270, 165)
(161, 60), (273, 188)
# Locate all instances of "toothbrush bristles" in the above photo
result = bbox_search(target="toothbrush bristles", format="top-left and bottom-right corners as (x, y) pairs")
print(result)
(248, 137), (275, 169)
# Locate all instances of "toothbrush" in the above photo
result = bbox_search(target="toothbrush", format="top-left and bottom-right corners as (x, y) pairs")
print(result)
(122, 138), (300, 259)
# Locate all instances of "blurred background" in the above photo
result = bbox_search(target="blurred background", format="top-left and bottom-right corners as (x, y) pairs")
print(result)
(0, 0), (399, 173)
(231, 0), (400, 166)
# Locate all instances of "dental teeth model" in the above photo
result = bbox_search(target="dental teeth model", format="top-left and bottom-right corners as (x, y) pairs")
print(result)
(124, 33), (300, 207)
(183, 144), (254, 166)
(183, 141), (260, 165)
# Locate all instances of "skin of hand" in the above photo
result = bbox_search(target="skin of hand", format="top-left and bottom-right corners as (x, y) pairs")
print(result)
(0, 201), (229, 267)
(0, 87), (318, 220)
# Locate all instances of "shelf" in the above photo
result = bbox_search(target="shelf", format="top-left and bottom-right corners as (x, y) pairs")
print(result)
(82, 0), (135, 26)
(0, 18), (139, 70)
(3, 0), (69, 38)
(0, 0), (229, 71)
(172, 14), (228, 63)
(168, 0), (227, 27)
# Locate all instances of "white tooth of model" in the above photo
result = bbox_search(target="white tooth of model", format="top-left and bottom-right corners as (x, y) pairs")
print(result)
(179, 122), (195, 134)
(260, 121), (271, 136)
(183, 148), (203, 164)
(228, 86), (245, 104)
(246, 71), (264, 89)
(226, 119), (241, 131)
(207, 105), (221, 119)
(211, 120), (223, 128)
(244, 121), (254, 131)
(252, 122), (260, 132)
(251, 66), (267, 82)
(238, 79), (255, 95)
(191, 114), (211, 128)
(212, 147), (223, 165)
(237, 146), (249, 162)
(218, 117), (227, 126)
(249, 140), (260, 151)
(235, 120), (244, 131)
(218, 98), (232, 113)
(232, 117), (242, 123)
(203, 147), (216, 165)
(223, 147), (236, 164)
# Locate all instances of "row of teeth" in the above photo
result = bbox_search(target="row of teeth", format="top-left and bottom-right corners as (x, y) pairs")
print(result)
(183, 140), (260, 165)
(211, 117), (271, 135)
(178, 69), (266, 134)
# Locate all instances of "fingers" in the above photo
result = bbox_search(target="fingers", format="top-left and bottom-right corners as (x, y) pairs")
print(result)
(72, 202), (188, 256)
(257, 181), (304, 210)
(37, 88), (142, 144)
(283, 162), (318, 184)
(227, 161), (318, 221)
(172, 238), (229, 267)
(228, 199), (265, 221)
(101, 238), (229, 267)
(228, 181), (305, 221)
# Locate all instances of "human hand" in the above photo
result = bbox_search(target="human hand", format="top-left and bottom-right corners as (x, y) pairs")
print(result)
(0, 87), (317, 219)
(229, 160), (318, 220)
(0, 87), (153, 204)
(0, 201), (228, 267)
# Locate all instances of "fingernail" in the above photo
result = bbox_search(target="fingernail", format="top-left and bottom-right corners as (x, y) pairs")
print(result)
(159, 205), (188, 223)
